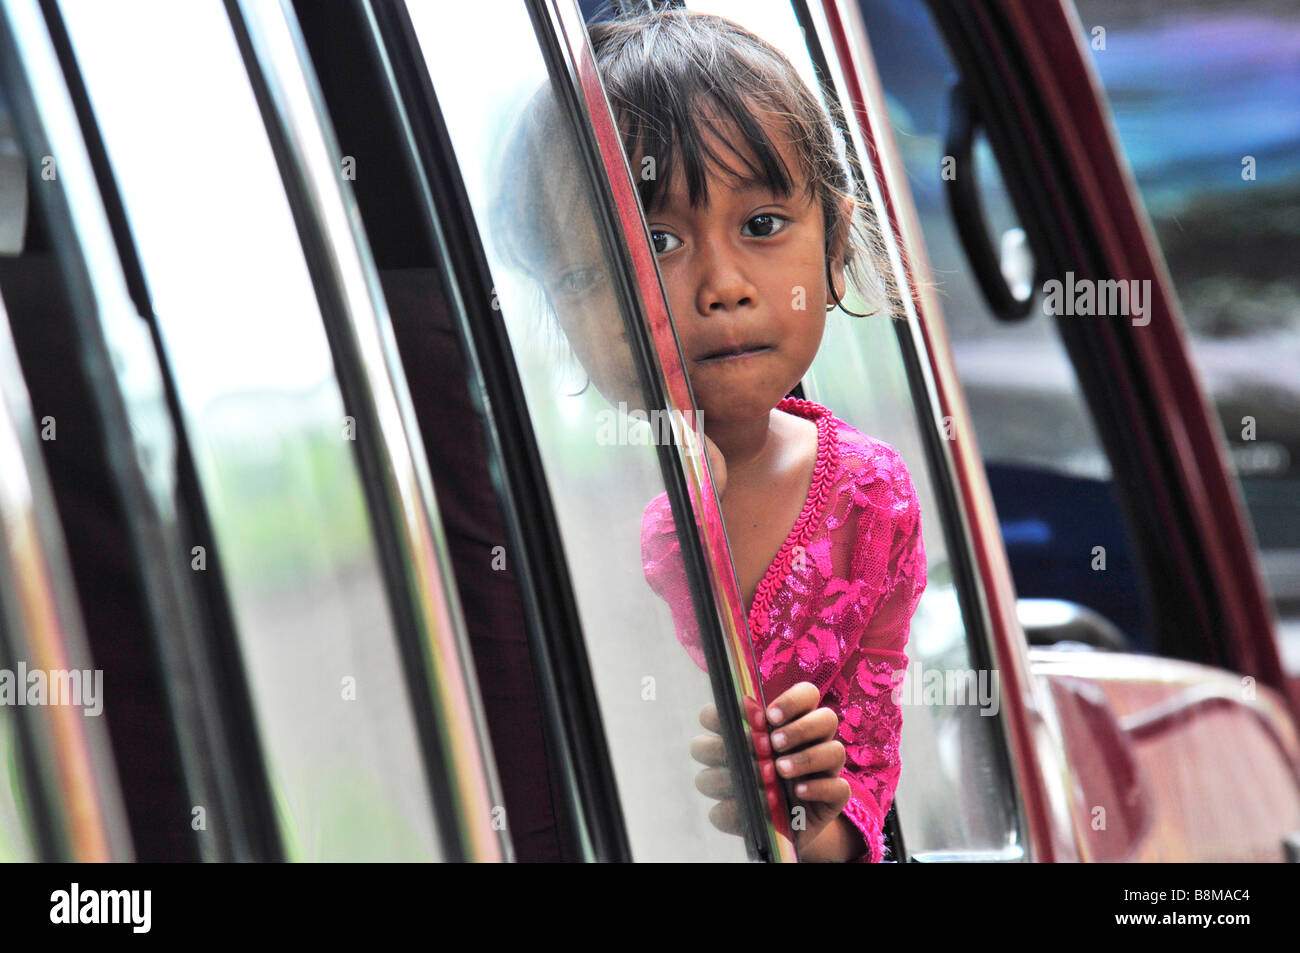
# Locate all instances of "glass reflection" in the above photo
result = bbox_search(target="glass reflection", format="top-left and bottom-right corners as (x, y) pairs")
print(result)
(408, 0), (757, 860)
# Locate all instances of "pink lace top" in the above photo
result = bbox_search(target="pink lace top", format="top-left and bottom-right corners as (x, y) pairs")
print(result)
(640, 397), (927, 862)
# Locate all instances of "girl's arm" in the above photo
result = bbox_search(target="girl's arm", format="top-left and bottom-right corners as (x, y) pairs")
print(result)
(829, 449), (927, 862)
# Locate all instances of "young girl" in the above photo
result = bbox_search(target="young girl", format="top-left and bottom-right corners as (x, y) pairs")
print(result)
(591, 9), (928, 863)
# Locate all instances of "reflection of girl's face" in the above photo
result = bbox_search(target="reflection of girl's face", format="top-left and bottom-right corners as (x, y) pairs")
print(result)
(538, 170), (642, 409)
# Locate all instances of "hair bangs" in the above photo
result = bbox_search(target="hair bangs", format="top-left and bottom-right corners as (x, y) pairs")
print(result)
(623, 87), (802, 214)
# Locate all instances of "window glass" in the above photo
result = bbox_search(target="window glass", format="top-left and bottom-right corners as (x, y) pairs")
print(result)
(405, 0), (763, 860)
(1072, 0), (1300, 672)
(858, 0), (1157, 651)
(57, 0), (444, 860)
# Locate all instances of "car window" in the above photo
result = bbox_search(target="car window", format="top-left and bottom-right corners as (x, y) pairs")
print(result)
(857, 0), (1160, 652)
(55, 0), (454, 861)
(393, 0), (782, 861)
(1072, 0), (1300, 674)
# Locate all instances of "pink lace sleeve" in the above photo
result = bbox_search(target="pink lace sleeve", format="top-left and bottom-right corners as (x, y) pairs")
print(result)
(828, 444), (927, 862)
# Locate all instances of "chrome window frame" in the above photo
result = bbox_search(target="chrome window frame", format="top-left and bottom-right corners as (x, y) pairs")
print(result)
(359, 0), (623, 861)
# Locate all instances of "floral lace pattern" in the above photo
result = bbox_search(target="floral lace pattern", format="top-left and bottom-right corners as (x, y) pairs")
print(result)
(640, 397), (927, 862)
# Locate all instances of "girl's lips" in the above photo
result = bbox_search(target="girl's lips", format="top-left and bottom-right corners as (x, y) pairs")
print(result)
(696, 344), (774, 363)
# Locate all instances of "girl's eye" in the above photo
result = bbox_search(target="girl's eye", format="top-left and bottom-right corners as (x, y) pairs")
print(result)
(741, 213), (790, 238)
(650, 230), (682, 256)
(554, 266), (605, 296)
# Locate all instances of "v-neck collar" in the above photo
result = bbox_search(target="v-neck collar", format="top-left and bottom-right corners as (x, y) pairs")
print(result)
(746, 397), (839, 636)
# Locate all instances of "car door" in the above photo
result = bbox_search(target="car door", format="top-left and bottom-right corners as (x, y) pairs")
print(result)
(287, 0), (799, 861)
(837, 0), (1300, 860)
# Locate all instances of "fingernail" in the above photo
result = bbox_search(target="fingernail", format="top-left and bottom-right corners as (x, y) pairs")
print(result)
(768, 706), (782, 723)
(777, 758), (792, 775)
(771, 731), (787, 750)
(796, 783), (808, 796)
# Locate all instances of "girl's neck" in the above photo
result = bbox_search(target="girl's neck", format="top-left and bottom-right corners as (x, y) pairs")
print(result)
(707, 410), (779, 473)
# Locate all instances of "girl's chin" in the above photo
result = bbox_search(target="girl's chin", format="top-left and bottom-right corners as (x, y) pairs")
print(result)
(694, 392), (793, 428)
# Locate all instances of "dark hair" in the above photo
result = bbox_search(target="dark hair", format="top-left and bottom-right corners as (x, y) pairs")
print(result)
(588, 6), (895, 316)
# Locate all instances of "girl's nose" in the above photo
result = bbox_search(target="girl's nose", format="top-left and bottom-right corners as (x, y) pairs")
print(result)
(694, 241), (757, 315)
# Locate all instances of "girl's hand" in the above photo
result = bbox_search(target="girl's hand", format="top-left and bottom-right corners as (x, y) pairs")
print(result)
(692, 686), (862, 860)
(766, 682), (856, 858)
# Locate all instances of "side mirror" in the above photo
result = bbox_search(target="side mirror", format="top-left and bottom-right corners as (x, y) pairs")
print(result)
(1018, 598), (1130, 652)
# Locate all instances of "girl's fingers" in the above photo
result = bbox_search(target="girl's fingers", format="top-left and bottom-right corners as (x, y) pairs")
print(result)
(765, 682), (821, 727)
(699, 704), (721, 733)
(769, 706), (838, 753)
(709, 798), (743, 836)
(790, 776), (852, 809)
(774, 739), (846, 780)
(694, 765), (735, 800)
(690, 733), (727, 768)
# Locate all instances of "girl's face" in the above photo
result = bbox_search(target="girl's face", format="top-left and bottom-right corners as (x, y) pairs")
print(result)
(644, 116), (840, 431)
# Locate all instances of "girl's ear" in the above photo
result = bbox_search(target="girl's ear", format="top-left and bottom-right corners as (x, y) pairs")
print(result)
(825, 194), (855, 306)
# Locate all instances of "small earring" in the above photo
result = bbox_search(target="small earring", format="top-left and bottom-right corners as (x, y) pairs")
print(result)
(824, 258), (842, 314)
(824, 257), (876, 319)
